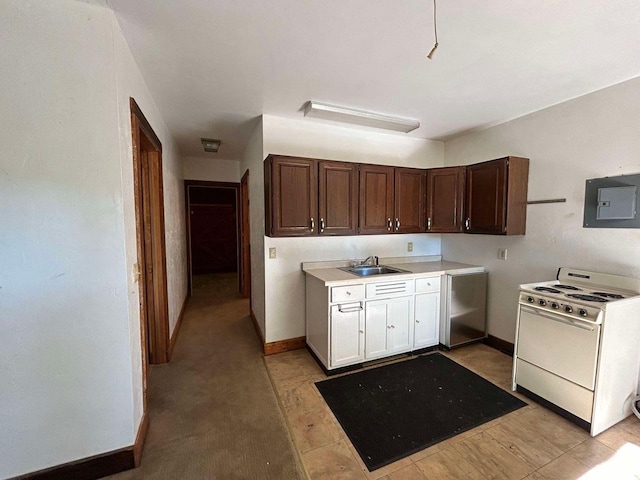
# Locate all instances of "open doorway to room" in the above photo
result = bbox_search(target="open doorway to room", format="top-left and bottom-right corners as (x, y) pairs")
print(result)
(130, 98), (171, 427)
(185, 181), (242, 295)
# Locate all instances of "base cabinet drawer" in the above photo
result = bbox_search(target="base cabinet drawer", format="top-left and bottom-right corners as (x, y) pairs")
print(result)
(415, 276), (441, 293)
(331, 284), (365, 303)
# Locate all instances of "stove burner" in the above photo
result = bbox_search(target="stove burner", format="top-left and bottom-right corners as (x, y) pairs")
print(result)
(567, 294), (609, 303)
(555, 284), (582, 291)
(592, 292), (625, 299)
(534, 286), (562, 294)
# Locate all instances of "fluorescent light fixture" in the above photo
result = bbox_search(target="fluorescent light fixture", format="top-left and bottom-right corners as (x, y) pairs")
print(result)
(201, 138), (221, 153)
(303, 101), (420, 133)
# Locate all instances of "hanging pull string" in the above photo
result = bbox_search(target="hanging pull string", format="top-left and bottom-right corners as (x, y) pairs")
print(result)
(427, 0), (438, 59)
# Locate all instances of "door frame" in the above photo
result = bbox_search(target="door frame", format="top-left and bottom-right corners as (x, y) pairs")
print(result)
(184, 180), (240, 295)
(240, 170), (251, 298)
(131, 97), (170, 378)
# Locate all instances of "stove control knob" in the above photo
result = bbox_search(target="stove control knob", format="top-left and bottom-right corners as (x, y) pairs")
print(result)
(538, 299), (547, 306)
(527, 296), (535, 303)
(564, 305), (573, 313)
(579, 308), (588, 317)
(551, 302), (559, 309)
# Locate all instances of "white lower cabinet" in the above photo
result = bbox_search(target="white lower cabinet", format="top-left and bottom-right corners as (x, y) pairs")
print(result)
(330, 302), (364, 367)
(414, 292), (440, 349)
(305, 273), (443, 371)
(364, 295), (414, 360)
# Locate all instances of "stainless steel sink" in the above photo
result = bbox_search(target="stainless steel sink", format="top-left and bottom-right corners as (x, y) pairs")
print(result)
(339, 265), (410, 277)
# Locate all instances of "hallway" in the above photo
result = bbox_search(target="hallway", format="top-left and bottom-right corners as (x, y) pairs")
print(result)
(107, 274), (304, 480)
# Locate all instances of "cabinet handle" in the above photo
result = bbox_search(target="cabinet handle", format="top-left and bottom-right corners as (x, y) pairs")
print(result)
(416, 320), (420, 323)
(346, 291), (351, 296)
(427, 217), (431, 230)
(465, 218), (470, 230)
(387, 218), (392, 231)
(359, 330), (364, 334)
(395, 218), (400, 231)
(387, 325), (392, 329)
(310, 217), (315, 231)
(320, 218), (325, 233)
(338, 302), (363, 313)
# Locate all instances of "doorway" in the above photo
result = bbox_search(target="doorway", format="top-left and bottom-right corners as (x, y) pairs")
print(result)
(239, 170), (251, 299)
(185, 181), (242, 295)
(130, 98), (171, 412)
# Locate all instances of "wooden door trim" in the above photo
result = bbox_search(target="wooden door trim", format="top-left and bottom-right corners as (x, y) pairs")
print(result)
(131, 97), (170, 379)
(240, 170), (251, 298)
(184, 180), (240, 295)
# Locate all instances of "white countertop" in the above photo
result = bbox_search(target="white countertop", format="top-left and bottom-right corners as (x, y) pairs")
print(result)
(303, 258), (484, 286)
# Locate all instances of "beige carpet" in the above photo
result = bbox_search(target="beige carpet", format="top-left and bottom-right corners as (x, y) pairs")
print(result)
(106, 273), (305, 480)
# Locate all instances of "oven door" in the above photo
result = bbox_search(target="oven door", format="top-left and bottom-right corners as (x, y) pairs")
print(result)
(516, 305), (601, 390)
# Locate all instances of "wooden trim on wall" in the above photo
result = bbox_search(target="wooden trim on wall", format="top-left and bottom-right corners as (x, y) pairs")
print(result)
(264, 336), (307, 356)
(12, 449), (134, 480)
(12, 411), (151, 479)
(483, 334), (515, 356)
(169, 295), (189, 358)
(133, 412), (150, 467)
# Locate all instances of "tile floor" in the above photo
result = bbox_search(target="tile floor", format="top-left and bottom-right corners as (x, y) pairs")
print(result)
(264, 344), (640, 480)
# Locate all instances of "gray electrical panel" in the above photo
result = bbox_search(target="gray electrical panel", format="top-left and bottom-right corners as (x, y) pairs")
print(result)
(584, 174), (640, 228)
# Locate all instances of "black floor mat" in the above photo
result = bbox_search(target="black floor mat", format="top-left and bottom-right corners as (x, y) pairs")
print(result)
(315, 353), (526, 471)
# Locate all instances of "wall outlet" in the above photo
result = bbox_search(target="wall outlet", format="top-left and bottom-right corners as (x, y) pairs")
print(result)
(498, 248), (508, 260)
(269, 247), (277, 259)
(407, 242), (413, 252)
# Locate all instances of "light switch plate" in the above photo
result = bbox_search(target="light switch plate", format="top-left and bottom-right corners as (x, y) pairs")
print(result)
(498, 248), (507, 260)
(407, 242), (413, 252)
(269, 247), (277, 259)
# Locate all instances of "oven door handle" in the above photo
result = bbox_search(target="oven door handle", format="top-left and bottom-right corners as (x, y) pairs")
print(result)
(520, 305), (596, 331)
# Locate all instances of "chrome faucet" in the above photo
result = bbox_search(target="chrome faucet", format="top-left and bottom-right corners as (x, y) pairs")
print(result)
(360, 255), (379, 266)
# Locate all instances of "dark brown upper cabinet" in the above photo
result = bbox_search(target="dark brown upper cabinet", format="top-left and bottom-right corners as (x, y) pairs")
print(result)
(265, 155), (317, 236)
(358, 164), (395, 234)
(318, 161), (358, 235)
(394, 168), (427, 233)
(265, 155), (358, 237)
(358, 165), (426, 234)
(426, 166), (466, 233)
(465, 156), (529, 235)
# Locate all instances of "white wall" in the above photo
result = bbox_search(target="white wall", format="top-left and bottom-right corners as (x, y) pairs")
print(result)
(183, 156), (241, 183)
(261, 115), (444, 342)
(0, 1), (186, 477)
(442, 76), (640, 344)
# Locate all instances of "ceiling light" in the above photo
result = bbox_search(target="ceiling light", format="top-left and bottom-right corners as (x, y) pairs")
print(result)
(303, 101), (420, 133)
(201, 138), (221, 153)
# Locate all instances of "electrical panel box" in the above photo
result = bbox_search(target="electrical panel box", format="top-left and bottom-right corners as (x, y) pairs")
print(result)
(584, 174), (640, 228)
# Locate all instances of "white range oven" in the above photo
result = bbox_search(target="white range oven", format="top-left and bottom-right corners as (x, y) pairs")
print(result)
(512, 267), (640, 436)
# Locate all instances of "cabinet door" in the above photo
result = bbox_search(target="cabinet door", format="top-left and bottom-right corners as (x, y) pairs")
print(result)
(465, 158), (507, 234)
(318, 161), (358, 236)
(387, 295), (414, 354)
(426, 167), (465, 233)
(359, 164), (394, 234)
(394, 168), (426, 233)
(365, 296), (413, 359)
(267, 156), (318, 236)
(414, 292), (440, 348)
(330, 303), (364, 367)
(364, 299), (390, 359)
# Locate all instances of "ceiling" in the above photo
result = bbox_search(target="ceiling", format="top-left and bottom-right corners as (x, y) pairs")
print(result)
(106, 0), (640, 161)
